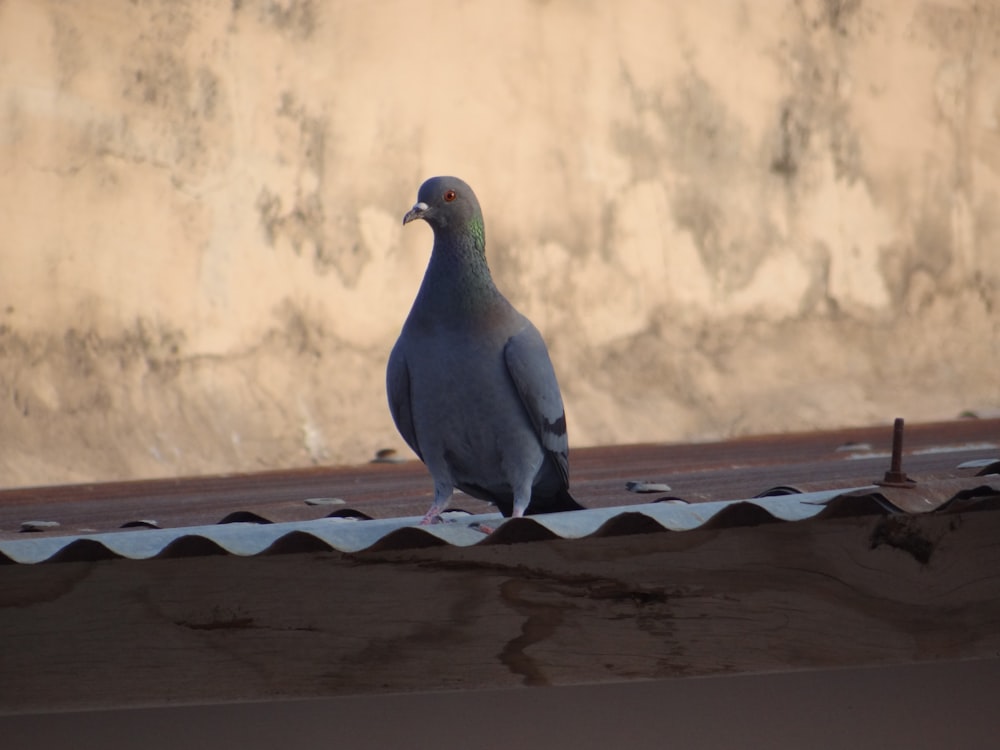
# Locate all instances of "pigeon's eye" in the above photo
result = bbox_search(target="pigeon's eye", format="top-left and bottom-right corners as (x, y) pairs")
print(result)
(443, 189), (457, 202)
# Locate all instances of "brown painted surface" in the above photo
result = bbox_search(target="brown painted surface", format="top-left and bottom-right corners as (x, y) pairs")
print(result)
(2, 506), (999, 713)
(0, 418), (997, 537)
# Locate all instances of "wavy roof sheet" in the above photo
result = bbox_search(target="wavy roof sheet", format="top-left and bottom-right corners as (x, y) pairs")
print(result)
(2, 477), (998, 565)
(1, 419), (998, 565)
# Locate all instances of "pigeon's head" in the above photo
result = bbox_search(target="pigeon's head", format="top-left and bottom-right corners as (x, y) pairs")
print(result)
(403, 176), (483, 236)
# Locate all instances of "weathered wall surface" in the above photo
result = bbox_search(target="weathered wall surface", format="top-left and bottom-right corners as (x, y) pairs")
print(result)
(1, 0), (997, 486)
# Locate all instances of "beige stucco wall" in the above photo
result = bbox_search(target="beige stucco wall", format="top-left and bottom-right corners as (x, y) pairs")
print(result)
(1, 0), (997, 486)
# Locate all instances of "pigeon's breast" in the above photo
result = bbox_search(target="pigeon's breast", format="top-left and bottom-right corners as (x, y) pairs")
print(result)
(403, 326), (542, 487)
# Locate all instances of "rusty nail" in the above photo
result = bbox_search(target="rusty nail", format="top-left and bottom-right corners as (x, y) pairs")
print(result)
(876, 417), (916, 488)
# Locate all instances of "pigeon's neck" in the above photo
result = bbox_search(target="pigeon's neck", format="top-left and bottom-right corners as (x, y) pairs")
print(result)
(415, 224), (503, 319)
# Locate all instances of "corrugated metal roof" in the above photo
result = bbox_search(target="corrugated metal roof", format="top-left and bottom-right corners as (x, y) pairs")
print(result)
(2, 479), (999, 564)
(3, 477), (999, 564)
(1, 418), (997, 564)
(4, 421), (1000, 715)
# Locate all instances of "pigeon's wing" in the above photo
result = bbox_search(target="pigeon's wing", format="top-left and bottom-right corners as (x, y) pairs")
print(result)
(386, 342), (423, 460)
(503, 324), (569, 485)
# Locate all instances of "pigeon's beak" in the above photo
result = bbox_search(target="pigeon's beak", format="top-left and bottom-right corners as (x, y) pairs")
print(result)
(402, 201), (429, 226)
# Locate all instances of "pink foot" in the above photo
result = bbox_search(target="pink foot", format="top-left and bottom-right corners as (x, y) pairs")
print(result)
(419, 511), (443, 525)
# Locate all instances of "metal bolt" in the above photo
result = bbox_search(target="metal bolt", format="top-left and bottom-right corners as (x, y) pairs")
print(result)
(876, 417), (916, 488)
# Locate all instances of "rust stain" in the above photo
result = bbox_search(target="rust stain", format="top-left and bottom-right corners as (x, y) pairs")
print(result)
(869, 516), (936, 565)
(498, 578), (568, 686)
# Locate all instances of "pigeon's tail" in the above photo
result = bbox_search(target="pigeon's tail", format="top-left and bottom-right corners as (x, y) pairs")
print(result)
(463, 483), (585, 516)
(530, 487), (585, 514)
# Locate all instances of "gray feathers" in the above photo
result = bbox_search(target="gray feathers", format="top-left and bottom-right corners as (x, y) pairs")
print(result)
(387, 176), (581, 523)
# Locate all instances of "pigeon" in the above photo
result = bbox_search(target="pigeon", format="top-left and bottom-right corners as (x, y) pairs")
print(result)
(387, 176), (583, 525)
